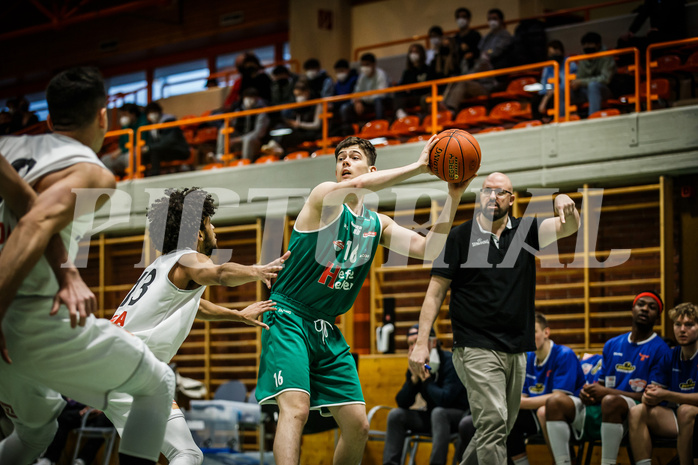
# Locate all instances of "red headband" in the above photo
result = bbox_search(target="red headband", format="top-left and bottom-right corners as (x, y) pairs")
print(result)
(633, 292), (663, 314)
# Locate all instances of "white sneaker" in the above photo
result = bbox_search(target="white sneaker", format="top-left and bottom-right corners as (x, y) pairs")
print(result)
(396, 108), (408, 119)
(35, 459), (53, 465)
(73, 459), (86, 465)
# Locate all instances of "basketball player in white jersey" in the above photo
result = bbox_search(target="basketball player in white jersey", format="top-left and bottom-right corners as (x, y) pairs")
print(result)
(0, 67), (175, 465)
(105, 186), (289, 465)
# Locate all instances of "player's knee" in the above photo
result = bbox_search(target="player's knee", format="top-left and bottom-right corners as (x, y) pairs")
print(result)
(536, 406), (546, 424)
(627, 403), (646, 426)
(545, 392), (570, 418)
(600, 394), (627, 417)
(677, 404), (698, 428)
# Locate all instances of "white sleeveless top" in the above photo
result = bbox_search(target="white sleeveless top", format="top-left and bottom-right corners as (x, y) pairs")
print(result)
(109, 249), (206, 362)
(0, 134), (105, 298)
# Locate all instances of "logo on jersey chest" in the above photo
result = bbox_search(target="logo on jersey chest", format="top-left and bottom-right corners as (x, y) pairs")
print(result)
(680, 379), (696, 392)
(333, 240), (345, 252)
(471, 238), (489, 248)
(629, 378), (647, 392)
(528, 383), (545, 395)
(351, 222), (362, 235)
(615, 361), (636, 373)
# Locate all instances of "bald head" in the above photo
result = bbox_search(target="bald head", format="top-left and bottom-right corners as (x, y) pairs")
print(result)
(484, 172), (513, 192)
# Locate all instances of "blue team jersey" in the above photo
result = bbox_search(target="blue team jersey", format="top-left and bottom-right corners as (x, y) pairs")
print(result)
(653, 346), (698, 393)
(598, 332), (671, 393)
(523, 342), (586, 397)
(580, 353), (603, 384)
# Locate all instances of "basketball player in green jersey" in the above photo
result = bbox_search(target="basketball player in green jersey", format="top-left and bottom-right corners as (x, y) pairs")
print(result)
(256, 135), (474, 465)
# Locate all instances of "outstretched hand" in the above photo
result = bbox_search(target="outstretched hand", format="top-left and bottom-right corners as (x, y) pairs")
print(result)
(237, 300), (277, 330)
(255, 251), (291, 288)
(50, 268), (96, 328)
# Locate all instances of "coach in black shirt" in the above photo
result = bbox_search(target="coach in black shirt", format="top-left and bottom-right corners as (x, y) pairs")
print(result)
(409, 172), (579, 465)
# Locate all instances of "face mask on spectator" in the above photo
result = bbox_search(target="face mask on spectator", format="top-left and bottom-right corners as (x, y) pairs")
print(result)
(360, 66), (372, 76)
(456, 17), (468, 29)
(583, 47), (598, 55)
(336, 72), (348, 82)
(305, 70), (318, 80)
(147, 113), (159, 124)
(429, 37), (441, 48)
(409, 53), (420, 65)
(120, 116), (131, 127)
(295, 95), (307, 103)
(488, 19), (499, 30)
(243, 97), (256, 109)
(550, 54), (565, 63)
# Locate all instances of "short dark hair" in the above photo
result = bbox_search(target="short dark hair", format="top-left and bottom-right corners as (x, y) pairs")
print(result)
(408, 323), (436, 338)
(334, 59), (350, 70)
(294, 81), (310, 92)
(145, 102), (162, 114)
(548, 40), (565, 54)
(455, 7), (471, 19)
(535, 312), (548, 329)
(242, 87), (259, 98)
(46, 67), (107, 131)
(119, 103), (140, 117)
(429, 25), (444, 36)
(360, 53), (376, 64)
(581, 32), (602, 45)
(147, 187), (217, 255)
(303, 58), (321, 70)
(335, 136), (377, 166)
(272, 65), (290, 76)
(488, 8), (504, 21)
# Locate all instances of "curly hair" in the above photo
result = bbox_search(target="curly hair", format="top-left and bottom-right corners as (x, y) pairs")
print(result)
(147, 187), (217, 254)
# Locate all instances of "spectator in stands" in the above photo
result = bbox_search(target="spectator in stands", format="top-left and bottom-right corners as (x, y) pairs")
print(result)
(141, 102), (190, 176)
(394, 43), (439, 119)
(35, 398), (114, 465)
(536, 40), (577, 120)
(270, 65), (298, 107)
(303, 58), (334, 99)
(427, 26), (456, 78)
(101, 103), (146, 176)
(220, 87), (269, 161)
(222, 52), (250, 110)
(383, 324), (470, 465)
(452, 7), (481, 75)
(333, 59), (359, 96)
(545, 291), (671, 465)
(8, 96), (39, 133)
(340, 53), (389, 128)
(478, 8), (515, 72)
(508, 313), (586, 465)
(618, 0), (687, 51)
(276, 80), (322, 152)
(0, 111), (11, 135)
(239, 53), (272, 104)
(570, 32), (616, 117)
(629, 302), (698, 465)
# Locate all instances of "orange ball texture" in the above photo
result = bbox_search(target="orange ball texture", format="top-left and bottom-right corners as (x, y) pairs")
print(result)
(428, 129), (481, 183)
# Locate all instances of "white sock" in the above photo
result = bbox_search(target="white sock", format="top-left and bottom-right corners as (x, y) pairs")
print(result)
(546, 421), (571, 465)
(635, 460), (652, 465)
(600, 422), (624, 465)
(513, 456), (530, 465)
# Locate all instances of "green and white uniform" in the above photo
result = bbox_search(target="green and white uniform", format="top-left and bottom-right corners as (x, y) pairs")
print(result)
(256, 204), (381, 411)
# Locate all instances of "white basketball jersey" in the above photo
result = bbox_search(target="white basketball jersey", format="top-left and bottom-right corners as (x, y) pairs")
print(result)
(110, 249), (206, 363)
(0, 134), (106, 298)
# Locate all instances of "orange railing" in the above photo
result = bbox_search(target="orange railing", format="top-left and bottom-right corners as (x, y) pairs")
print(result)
(353, 0), (640, 60)
(564, 47), (640, 121)
(102, 128), (135, 179)
(646, 37), (698, 111)
(119, 60), (559, 178)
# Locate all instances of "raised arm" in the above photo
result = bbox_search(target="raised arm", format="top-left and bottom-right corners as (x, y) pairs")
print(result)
(0, 162), (115, 363)
(177, 251), (290, 289)
(196, 299), (276, 329)
(379, 175), (474, 260)
(408, 275), (451, 380)
(538, 193), (580, 248)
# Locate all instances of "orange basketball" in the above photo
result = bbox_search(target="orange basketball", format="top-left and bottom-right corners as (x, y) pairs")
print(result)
(428, 129), (481, 183)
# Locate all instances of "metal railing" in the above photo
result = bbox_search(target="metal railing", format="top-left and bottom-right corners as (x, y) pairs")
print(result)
(646, 36), (698, 111)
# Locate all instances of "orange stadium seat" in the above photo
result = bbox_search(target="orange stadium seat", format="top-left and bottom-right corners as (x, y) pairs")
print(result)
(483, 101), (532, 125)
(513, 120), (542, 129)
(677, 51), (698, 72)
(490, 77), (538, 101)
(359, 119), (391, 139)
(284, 151), (310, 161)
(421, 111), (452, 133)
(311, 147), (335, 157)
(446, 106), (488, 129)
(588, 109), (621, 119)
(389, 116), (422, 137)
(406, 134), (432, 143)
(255, 155), (280, 164)
(477, 126), (505, 133)
(202, 163), (224, 170)
(229, 158), (252, 167)
(194, 127), (218, 144)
